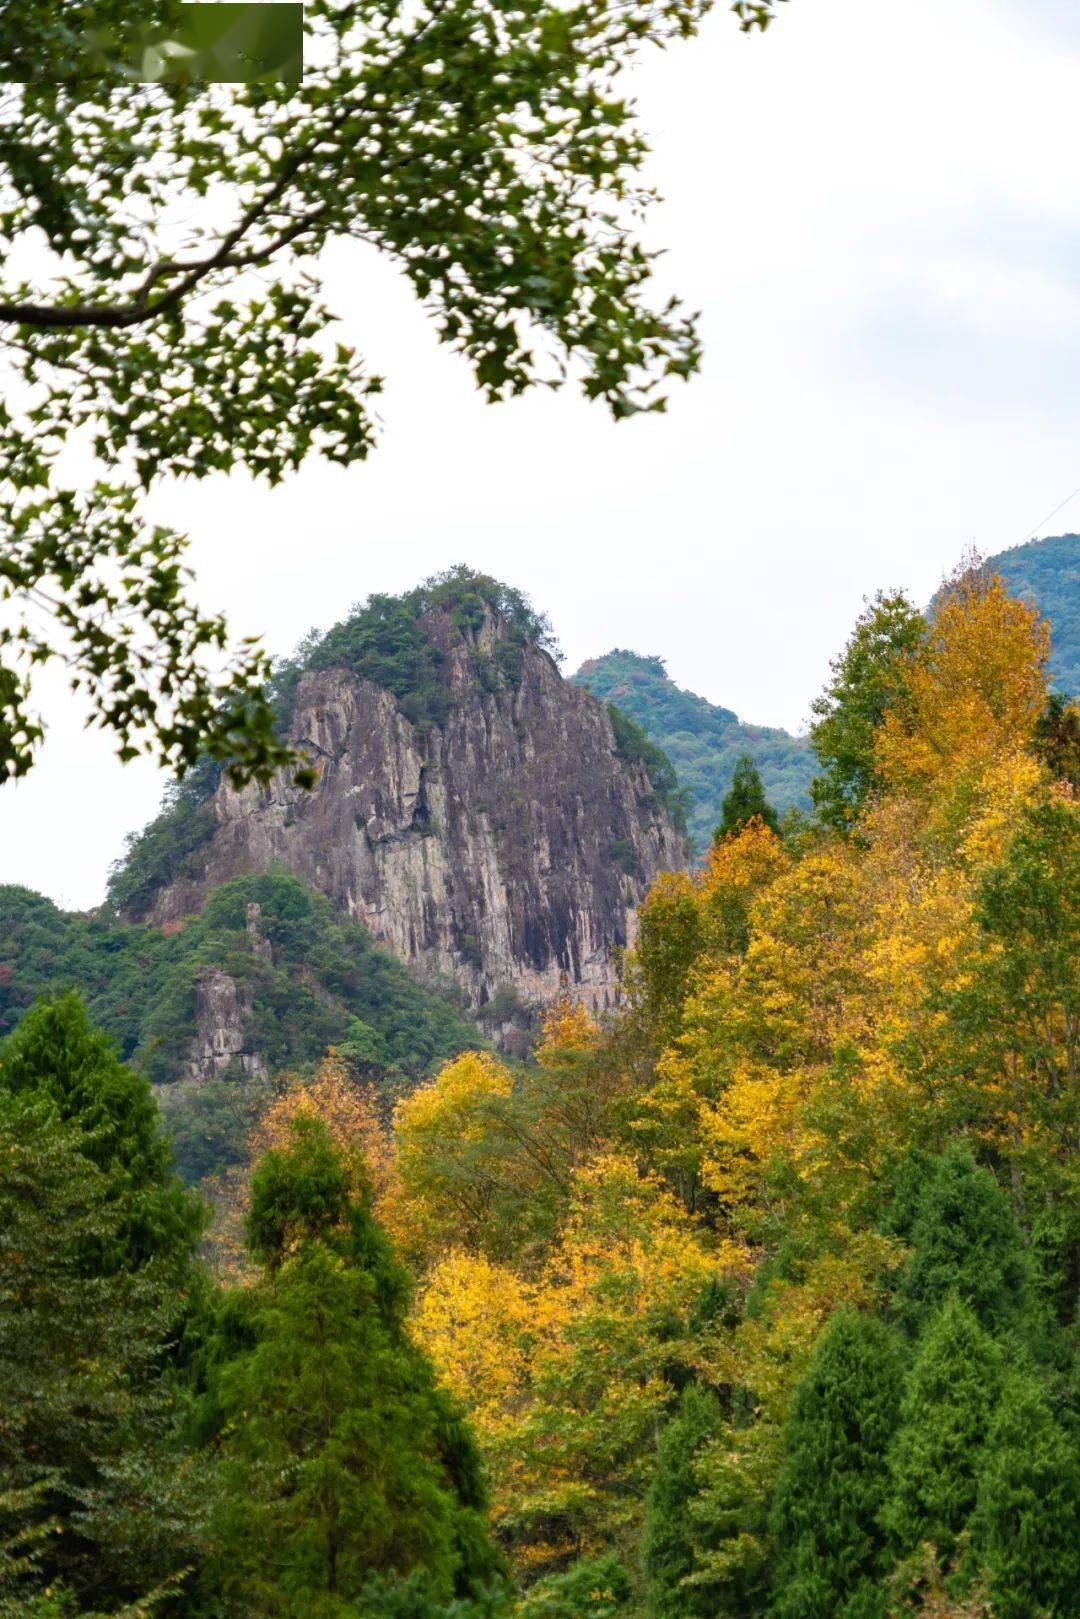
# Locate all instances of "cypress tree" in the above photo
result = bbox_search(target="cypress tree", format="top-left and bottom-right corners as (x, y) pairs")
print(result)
(642, 1382), (722, 1619)
(0, 992), (202, 1271)
(716, 756), (779, 839)
(769, 1310), (903, 1619)
(205, 1116), (502, 1617)
(0, 1087), (205, 1611)
(971, 1371), (1080, 1619)
(883, 1297), (1000, 1568)
(893, 1145), (1031, 1339)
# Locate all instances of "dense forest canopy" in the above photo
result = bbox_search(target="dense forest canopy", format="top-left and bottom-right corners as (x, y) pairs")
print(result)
(4, 558), (1077, 1618)
(0, 870), (480, 1182)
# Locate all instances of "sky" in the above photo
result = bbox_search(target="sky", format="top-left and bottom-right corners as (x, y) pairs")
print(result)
(5, 0), (1080, 909)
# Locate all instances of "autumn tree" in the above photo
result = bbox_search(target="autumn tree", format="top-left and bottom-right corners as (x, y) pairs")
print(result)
(391, 1050), (523, 1262)
(391, 1008), (619, 1264)
(875, 568), (1050, 800)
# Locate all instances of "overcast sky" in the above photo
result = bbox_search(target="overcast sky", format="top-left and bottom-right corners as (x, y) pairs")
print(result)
(5, 0), (1080, 910)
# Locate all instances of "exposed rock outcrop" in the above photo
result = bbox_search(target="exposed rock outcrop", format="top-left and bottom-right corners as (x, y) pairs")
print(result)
(188, 966), (266, 1080)
(138, 605), (690, 1018)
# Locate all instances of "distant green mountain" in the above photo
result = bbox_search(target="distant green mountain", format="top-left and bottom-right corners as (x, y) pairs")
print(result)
(0, 870), (480, 1182)
(572, 650), (814, 852)
(984, 532), (1080, 695)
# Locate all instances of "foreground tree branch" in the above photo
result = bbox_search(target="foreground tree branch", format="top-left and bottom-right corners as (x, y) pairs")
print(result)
(0, 0), (787, 784)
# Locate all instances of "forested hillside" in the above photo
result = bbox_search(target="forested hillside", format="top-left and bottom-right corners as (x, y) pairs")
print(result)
(0, 870), (480, 1181)
(983, 532), (1080, 693)
(573, 649), (813, 850)
(5, 560), (1075, 1619)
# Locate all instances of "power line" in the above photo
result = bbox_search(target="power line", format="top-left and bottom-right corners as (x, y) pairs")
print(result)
(1018, 484), (1080, 548)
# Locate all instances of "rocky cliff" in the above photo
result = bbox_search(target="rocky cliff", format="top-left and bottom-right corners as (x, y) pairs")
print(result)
(129, 585), (689, 1022)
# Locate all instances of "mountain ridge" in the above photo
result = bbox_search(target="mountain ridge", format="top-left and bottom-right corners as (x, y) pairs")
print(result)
(572, 648), (814, 851)
(108, 570), (691, 1022)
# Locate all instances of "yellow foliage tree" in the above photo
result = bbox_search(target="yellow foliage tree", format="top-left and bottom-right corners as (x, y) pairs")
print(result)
(876, 566), (1049, 805)
(390, 1050), (518, 1262)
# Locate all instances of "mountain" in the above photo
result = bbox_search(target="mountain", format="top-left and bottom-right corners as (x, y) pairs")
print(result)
(572, 649), (814, 852)
(983, 532), (1080, 694)
(109, 570), (690, 1022)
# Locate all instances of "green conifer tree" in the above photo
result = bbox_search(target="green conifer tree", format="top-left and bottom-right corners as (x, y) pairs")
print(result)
(883, 1297), (1000, 1570)
(205, 1116), (502, 1617)
(971, 1371), (1080, 1619)
(0, 1086), (204, 1611)
(716, 756), (779, 839)
(769, 1310), (903, 1619)
(0, 992), (202, 1271)
(891, 1145), (1031, 1338)
(642, 1383), (723, 1619)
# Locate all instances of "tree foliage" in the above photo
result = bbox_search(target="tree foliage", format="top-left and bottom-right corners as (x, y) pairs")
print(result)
(0, 0), (768, 781)
(809, 590), (926, 831)
(0, 1010), (205, 1613)
(641, 1383), (723, 1619)
(715, 755), (779, 839)
(204, 1116), (502, 1616)
(770, 1311), (902, 1619)
(8, 555), (1080, 1618)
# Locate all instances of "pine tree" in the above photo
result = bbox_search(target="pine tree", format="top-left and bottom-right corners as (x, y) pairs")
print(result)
(642, 1382), (722, 1619)
(0, 1088), (204, 1612)
(769, 1310), (903, 1619)
(891, 1146), (1031, 1339)
(205, 1115), (502, 1617)
(971, 1371), (1080, 1619)
(884, 1297), (1001, 1569)
(716, 757), (779, 839)
(0, 993), (202, 1272)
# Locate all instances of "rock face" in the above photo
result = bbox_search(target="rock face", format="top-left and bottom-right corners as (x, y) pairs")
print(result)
(143, 607), (689, 1017)
(188, 966), (266, 1080)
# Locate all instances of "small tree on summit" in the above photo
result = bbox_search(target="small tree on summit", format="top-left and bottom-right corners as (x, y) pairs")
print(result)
(715, 756), (779, 839)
